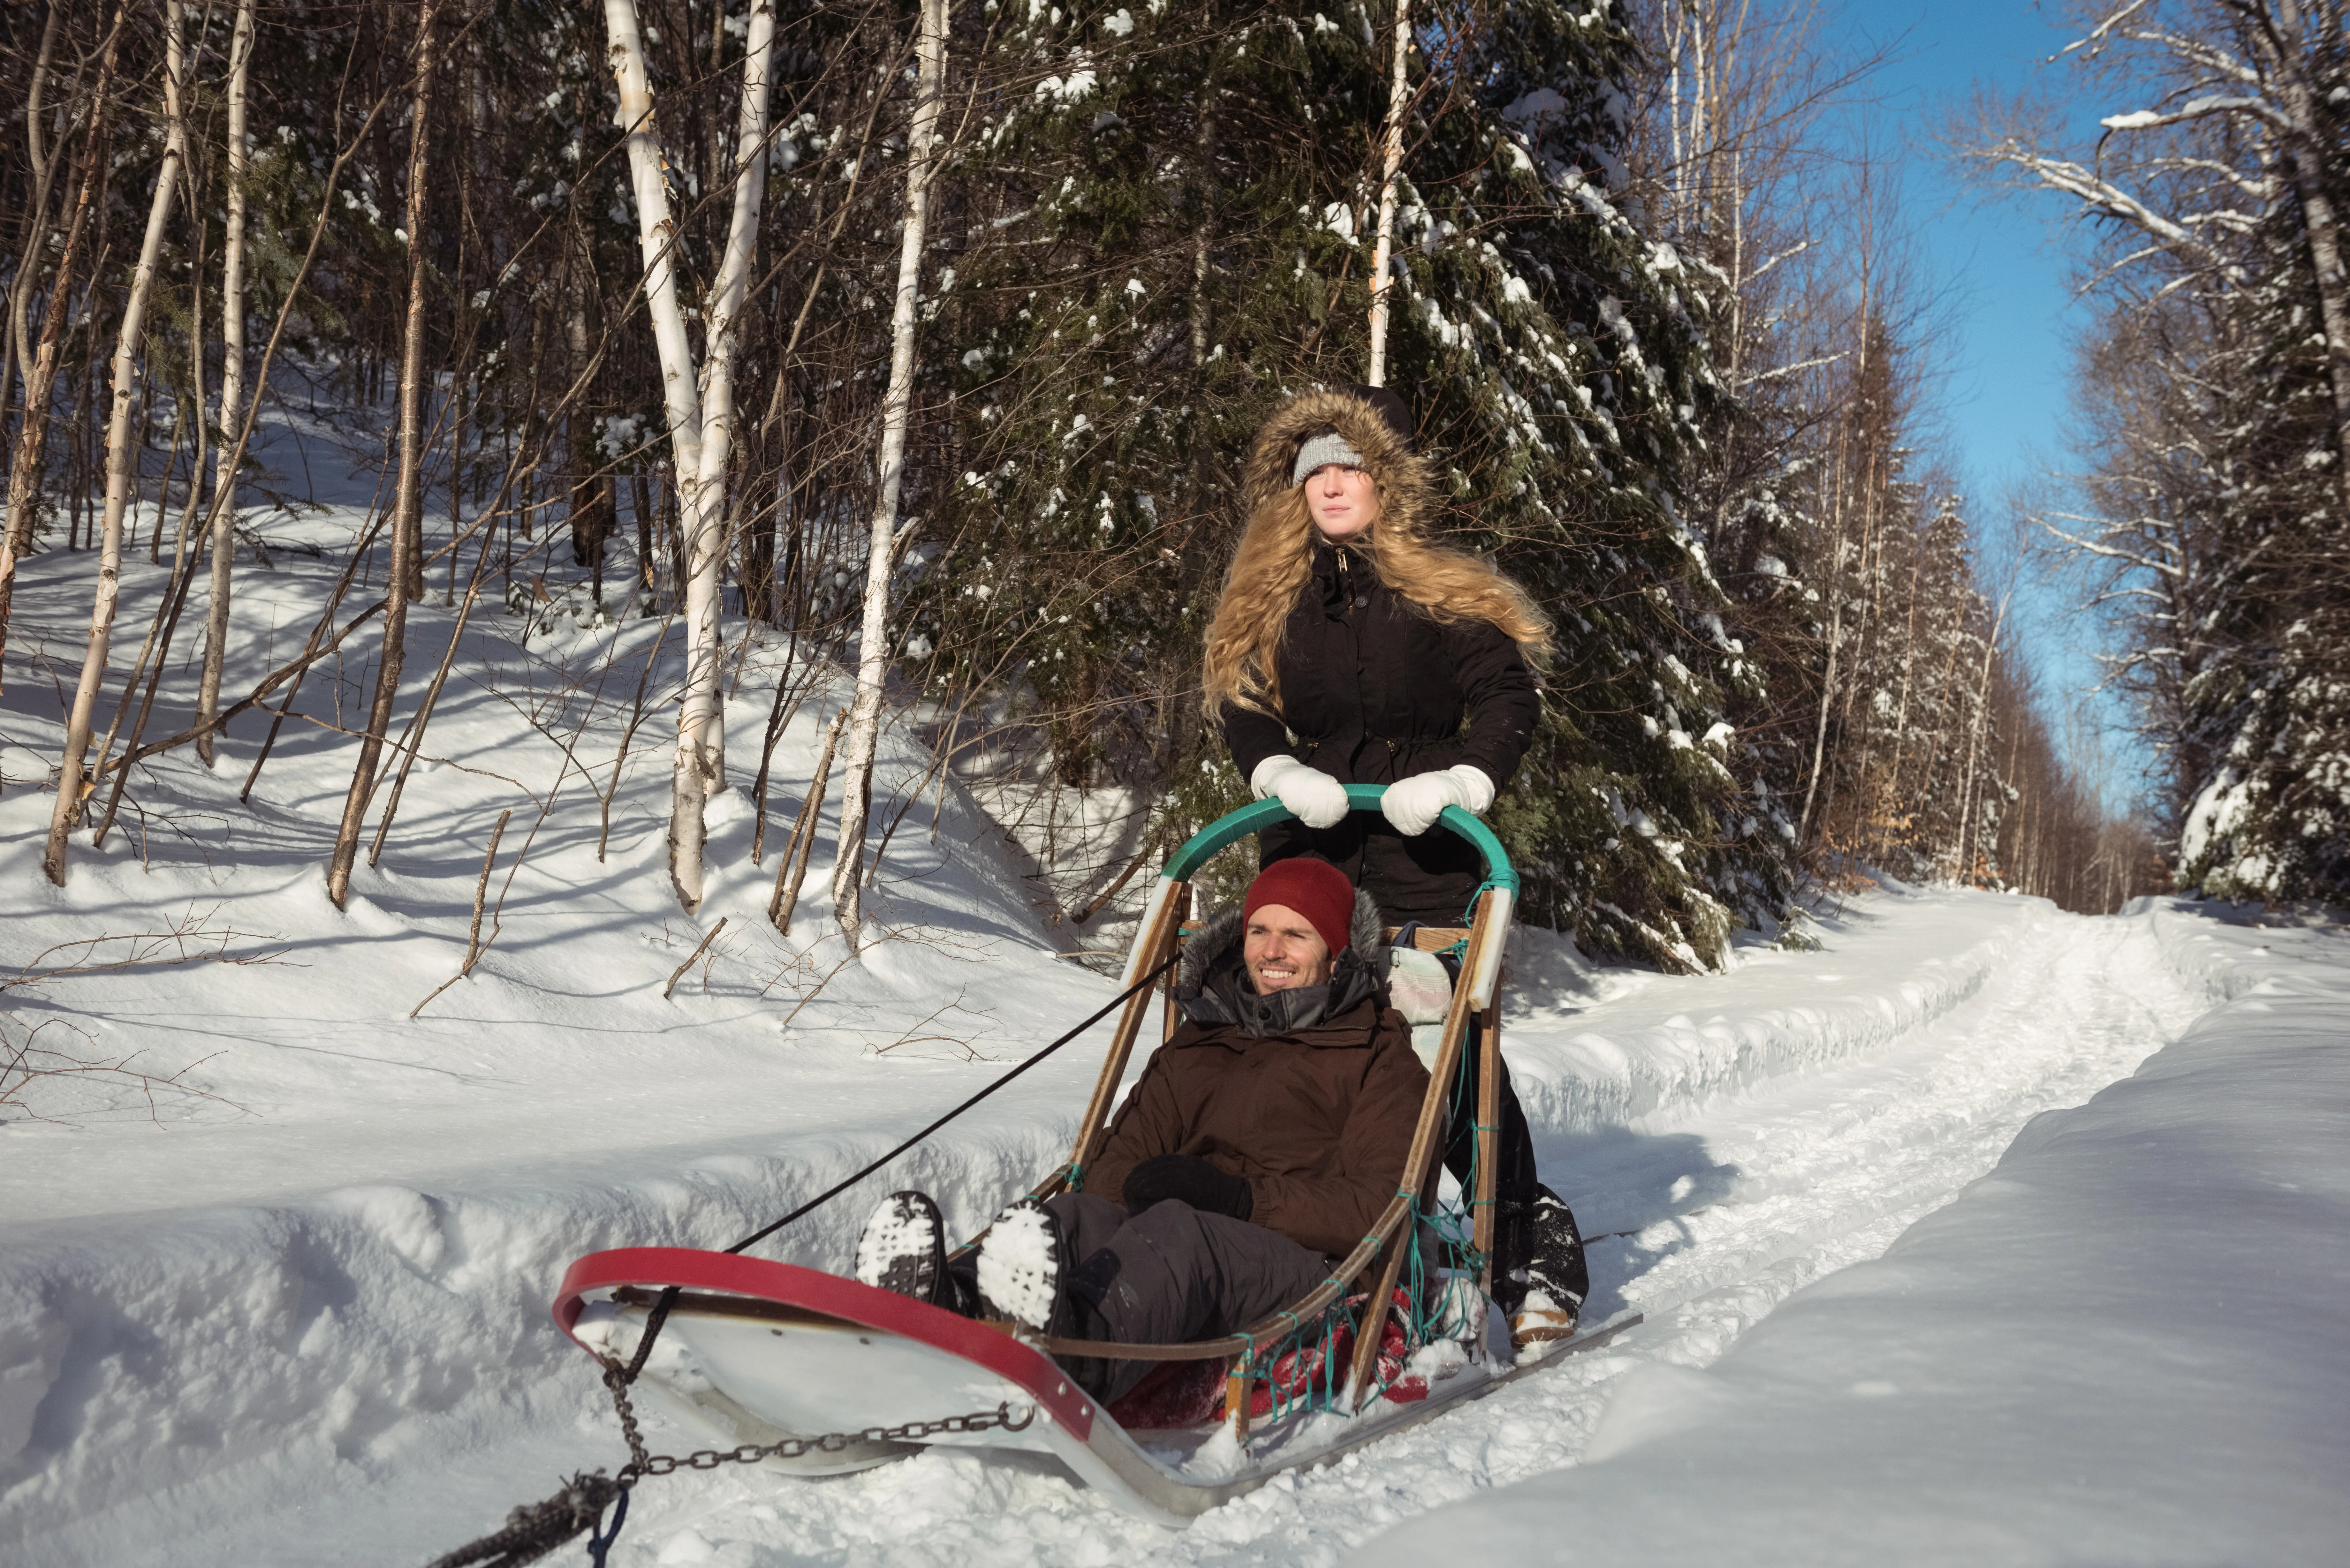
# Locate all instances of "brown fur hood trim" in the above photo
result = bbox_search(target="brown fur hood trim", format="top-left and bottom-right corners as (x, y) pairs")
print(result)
(1241, 388), (1439, 540)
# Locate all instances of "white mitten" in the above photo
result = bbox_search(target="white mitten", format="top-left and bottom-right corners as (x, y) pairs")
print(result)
(1380, 765), (1495, 836)
(1249, 755), (1351, 828)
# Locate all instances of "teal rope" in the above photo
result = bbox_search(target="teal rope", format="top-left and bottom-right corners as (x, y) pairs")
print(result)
(1458, 877), (1511, 928)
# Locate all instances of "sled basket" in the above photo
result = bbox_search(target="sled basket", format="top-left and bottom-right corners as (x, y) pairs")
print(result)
(550, 788), (1629, 1523)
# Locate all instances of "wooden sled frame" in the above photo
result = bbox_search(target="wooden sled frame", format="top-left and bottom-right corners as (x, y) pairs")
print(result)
(999, 784), (1520, 1440)
(552, 788), (1528, 1489)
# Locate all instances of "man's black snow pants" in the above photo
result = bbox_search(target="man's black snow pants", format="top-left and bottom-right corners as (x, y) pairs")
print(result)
(1040, 1193), (1327, 1405)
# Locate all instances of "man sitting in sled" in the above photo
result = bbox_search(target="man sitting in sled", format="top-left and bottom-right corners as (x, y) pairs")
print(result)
(851, 856), (1440, 1406)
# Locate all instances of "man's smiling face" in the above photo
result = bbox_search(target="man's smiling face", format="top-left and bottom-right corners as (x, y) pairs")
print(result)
(1243, 903), (1335, 993)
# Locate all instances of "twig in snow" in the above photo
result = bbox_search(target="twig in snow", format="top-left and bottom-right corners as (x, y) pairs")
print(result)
(663, 917), (729, 1000)
(1, 1017), (242, 1127)
(4, 906), (298, 994)
(408, 807), (512, 1019)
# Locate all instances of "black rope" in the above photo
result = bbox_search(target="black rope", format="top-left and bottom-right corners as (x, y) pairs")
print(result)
(617, 946), (1185, 1382)
(725, 946), (1183, 1254)
(422, 1471), (624, 1568)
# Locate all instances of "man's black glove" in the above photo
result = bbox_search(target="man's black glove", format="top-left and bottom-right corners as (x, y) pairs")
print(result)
(1122, 1154), (1254, 1221)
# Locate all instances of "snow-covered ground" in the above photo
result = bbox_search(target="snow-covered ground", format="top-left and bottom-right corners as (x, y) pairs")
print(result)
(1357, 903), (2350, 1567)
(4, 445), (2344, 1565)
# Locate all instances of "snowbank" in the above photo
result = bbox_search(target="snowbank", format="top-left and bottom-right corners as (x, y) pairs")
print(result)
(1353, 905), (2350, 1567)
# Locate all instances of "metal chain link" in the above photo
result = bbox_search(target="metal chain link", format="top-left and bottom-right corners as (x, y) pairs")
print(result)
(599, 1355), (1033, 1481)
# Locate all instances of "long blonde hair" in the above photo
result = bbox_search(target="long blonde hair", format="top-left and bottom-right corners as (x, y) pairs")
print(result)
(1203, 392), (1553, 719)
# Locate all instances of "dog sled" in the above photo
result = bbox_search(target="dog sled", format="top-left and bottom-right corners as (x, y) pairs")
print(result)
(552, 788), (1639, 1524)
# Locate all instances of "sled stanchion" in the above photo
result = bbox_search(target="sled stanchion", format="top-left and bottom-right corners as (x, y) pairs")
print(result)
(1065, 877), (1188, 1187)
(1473, 992), (1501, 1282)
(1160, 885), (1190, 1046)
(1349, 886), (1504, 1409)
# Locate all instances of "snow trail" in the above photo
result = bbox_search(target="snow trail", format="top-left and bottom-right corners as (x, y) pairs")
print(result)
(40, 894), (2183, 1568)
(1359, 904), (2350, 1568)
(512, 904), (2196, 1568)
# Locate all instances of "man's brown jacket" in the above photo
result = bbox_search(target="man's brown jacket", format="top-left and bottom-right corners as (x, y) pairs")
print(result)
(1080, 901), (1432, 1259)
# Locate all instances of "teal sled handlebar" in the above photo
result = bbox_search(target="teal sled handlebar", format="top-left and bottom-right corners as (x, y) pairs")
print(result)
(1132, 783), (1516, 1008)
(1162, 783), (1517, 895)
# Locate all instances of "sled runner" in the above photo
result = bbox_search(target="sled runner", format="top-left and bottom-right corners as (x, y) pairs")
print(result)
(553, 788), (1640, 1524)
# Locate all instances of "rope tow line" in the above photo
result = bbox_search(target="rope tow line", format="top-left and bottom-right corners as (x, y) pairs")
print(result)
(616, 946), (1185, 1382)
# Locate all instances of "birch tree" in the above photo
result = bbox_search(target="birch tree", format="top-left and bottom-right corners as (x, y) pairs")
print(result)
(327, 0), (439, 910)
(197, 0), (257, 768)
(1365, 0), (1412, 386)
(0, 9), (121, 667)
(831, 0), (946, 945)
(602, 0), (780, 912)
(44, 0), (191, 885)
(1963, 0), (2350, 507)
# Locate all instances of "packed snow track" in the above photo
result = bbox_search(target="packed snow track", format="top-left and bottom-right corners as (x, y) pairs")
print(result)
(0, 887), (2217, 1567)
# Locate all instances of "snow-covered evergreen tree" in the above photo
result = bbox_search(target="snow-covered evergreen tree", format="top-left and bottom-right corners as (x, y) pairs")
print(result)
(902, 0), (1778, 968)
(2177, 122), (2350, 901)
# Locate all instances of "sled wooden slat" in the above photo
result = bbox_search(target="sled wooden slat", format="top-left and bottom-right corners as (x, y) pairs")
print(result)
(1064, 877), (1189, 1188)
(1160, 887), (1191, 1045)
(1346, 885), (1506, 1408)
(1473, 993), (1501, 1275)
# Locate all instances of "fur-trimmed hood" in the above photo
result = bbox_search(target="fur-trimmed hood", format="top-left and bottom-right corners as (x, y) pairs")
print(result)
(1241, 387), (1439, 542)
(1175, 888), (1387, 1038)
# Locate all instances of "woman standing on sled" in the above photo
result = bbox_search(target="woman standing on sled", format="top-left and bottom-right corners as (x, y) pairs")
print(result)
(1202, 383), (1588, 1340)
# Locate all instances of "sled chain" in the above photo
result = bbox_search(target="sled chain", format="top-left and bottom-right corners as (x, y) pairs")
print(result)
(603, 1353), (1032, 1479)
(426, 1387), (1035, 1568)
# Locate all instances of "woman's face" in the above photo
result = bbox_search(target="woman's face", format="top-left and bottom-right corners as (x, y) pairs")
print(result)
(1302, 463), (1379, 542)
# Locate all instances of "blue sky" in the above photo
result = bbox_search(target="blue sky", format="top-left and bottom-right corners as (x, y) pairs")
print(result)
(1837, 1), (2155, 800)
(1865, 1), (2088, 504)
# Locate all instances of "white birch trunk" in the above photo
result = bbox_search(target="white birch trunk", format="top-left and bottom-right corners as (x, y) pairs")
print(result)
(1365, 0), (1412, 388)
(1950, 590), (2011, 880)
(604, 0), (705, 501)
(43, 2), (189, 886)
(604, 0), (771, 911)
(2265, 1), (2350, 506)
(197, 0), (256, 767)
(326, 0), (437, 909)
(664, 0), (778, 910)
(833, 0), (948, 944)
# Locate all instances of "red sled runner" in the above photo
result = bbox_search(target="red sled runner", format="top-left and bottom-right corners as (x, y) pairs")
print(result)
(553, 791), (1641, 1524)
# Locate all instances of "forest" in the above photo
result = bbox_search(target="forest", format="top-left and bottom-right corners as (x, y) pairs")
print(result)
(4, 0), (2341, 969)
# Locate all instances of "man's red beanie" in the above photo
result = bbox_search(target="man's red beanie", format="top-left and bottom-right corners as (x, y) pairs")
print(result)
(1243, 858), (1356, 955)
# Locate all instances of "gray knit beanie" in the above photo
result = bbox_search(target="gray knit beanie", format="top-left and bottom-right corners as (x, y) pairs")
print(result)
(1289, 384), (1415, 486)
(1292, 430), (1367, 486)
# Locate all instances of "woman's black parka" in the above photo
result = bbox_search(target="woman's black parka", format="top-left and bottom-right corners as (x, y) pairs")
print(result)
(1221, 390), (1541, 924)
